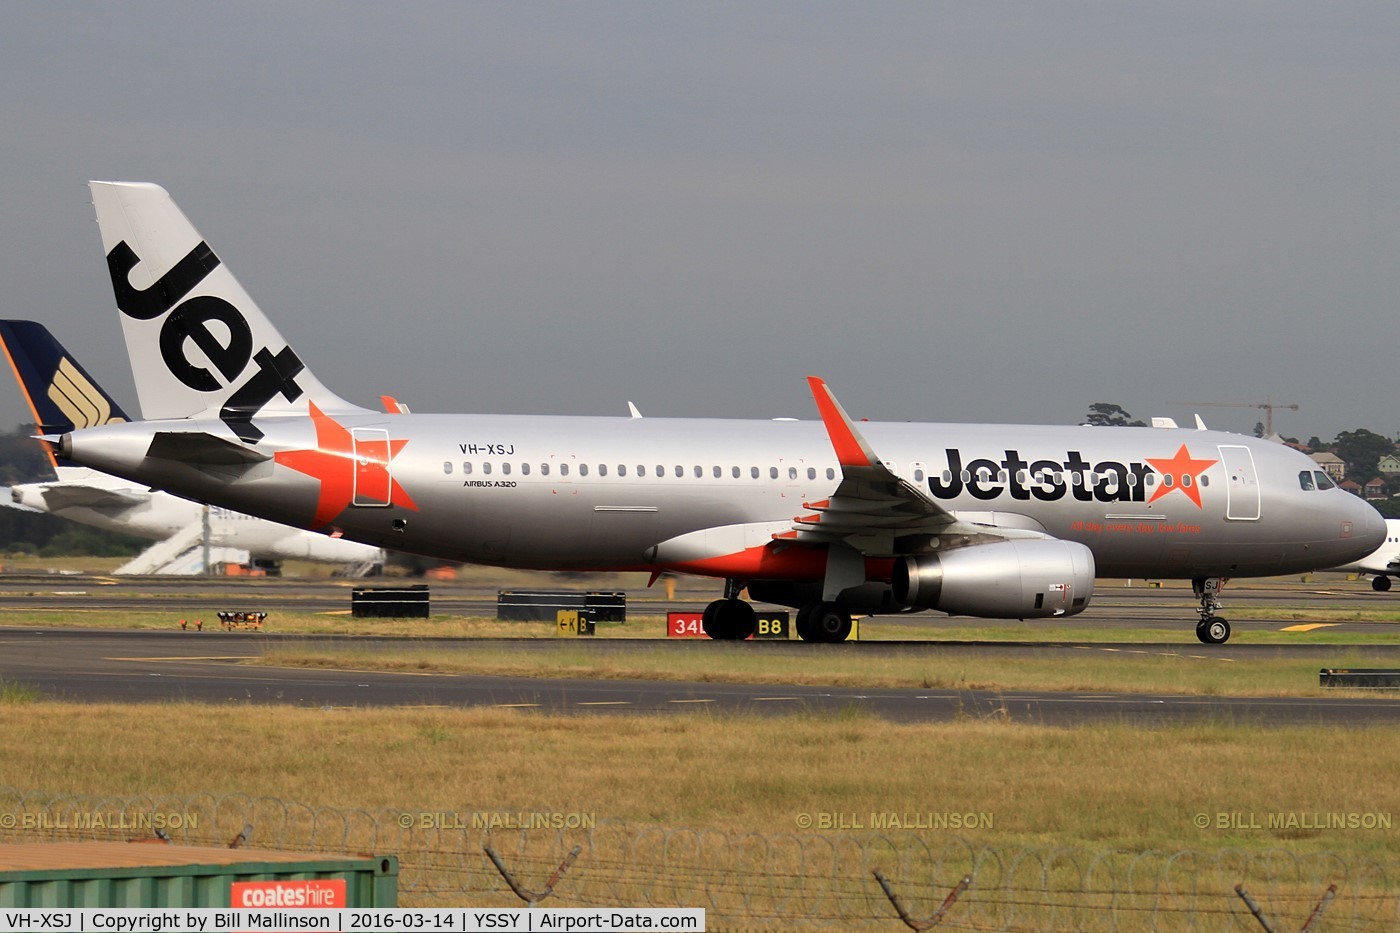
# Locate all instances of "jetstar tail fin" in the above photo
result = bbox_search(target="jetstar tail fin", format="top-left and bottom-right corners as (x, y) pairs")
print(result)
(88, 181), (367, 441)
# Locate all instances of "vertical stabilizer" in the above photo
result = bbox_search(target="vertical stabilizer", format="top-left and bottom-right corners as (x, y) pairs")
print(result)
(0, 318), (131, 474)
(89, 181), (365, 441)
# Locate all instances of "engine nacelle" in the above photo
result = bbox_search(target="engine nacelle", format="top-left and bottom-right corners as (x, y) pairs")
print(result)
(892, 539), (1095, 618)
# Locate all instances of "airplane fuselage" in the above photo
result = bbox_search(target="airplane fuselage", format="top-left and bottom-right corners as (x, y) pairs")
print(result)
(63, 412), (1380, 582)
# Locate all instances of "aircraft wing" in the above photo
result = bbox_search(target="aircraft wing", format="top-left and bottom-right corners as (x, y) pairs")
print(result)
(794, 377), (1044, 555)
(38, 483), (148, 511)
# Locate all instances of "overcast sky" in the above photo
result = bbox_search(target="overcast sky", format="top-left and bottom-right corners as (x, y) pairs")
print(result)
(1, 3), (1397, 442)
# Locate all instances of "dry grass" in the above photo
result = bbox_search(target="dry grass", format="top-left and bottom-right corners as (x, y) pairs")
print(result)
(1, 703), (1397, 857)
(254, 640), (1395, 698)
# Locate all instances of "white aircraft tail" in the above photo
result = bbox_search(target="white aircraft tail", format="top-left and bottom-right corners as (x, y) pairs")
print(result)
(88, 181), (366, 442)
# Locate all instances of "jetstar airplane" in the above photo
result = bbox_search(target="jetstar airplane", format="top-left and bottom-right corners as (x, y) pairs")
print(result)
(1330, 518), (1400, 592)
(0, 319), (384, 574)
(53, 181), (1386, 641)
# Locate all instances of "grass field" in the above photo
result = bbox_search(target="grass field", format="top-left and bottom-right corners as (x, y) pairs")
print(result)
(1, 701), (1397, 859)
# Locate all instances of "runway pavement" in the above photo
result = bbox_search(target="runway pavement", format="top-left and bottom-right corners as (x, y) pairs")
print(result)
(3, 627), (1399, 725)
(4, 572), (1400, 635)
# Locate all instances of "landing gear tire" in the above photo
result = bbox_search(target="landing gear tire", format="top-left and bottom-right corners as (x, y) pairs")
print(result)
(1196, 618), (1230, 645)
(1373, 576), (1392, 592)
(702, 599), (757, 640)
(797, 602), (852, 643)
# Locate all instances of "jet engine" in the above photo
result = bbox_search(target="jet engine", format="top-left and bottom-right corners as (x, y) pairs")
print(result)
(892, 538), (1095, 618)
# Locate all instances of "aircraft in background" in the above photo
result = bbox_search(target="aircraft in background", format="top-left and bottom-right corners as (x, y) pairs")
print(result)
(53, 181), (1386, 639)
(1330, 518), (1400, 591)
(0, 319), (384, 575)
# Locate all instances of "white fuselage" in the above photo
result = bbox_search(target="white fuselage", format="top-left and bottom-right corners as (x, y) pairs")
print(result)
(9, 467), (383, 566)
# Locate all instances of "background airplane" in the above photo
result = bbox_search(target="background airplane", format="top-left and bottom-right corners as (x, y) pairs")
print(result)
(1330, 517), (1400, 591)
(54, 181), (1386, 640)
(0, 319), (384, 576)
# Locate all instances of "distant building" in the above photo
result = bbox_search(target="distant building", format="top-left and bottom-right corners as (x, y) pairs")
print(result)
(1311, 452), (1346, 482)
(1340, 479), (1364, 497)
(1365, 477), (1388, 500)
(1378, 454), (1400, 477)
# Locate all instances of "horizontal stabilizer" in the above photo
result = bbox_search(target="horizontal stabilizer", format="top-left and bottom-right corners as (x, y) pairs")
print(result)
(40, 484), (148, 510)
(147, 431), (271, 466)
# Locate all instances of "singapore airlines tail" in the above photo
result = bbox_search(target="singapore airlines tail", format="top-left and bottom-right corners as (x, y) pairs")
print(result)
(88, 181), (366, 441)
(0, 318), (130, 483)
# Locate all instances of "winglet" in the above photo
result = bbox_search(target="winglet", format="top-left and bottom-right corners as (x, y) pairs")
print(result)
(807, 376), (878, 469)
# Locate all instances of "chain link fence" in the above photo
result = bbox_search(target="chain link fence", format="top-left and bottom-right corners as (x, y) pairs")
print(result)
(2, 787), (1397, 929)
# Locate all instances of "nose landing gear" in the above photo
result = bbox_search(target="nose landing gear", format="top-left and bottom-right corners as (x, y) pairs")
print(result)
(1193, 577), (1231, 644)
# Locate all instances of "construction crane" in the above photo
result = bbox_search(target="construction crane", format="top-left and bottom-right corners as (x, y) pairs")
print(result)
(1166, 398), (1299, 436)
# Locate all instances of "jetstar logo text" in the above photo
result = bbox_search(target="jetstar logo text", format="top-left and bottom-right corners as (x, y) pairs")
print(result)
(107, 239), (303, 444)
(927, 446), (1218, 508)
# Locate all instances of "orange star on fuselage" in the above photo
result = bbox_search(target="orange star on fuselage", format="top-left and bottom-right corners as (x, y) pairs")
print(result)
(1145, 444), (1217, 508)
(273, 402), (418, 527)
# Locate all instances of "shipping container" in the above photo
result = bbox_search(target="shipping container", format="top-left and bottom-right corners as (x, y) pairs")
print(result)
(0, 842), (397, 908)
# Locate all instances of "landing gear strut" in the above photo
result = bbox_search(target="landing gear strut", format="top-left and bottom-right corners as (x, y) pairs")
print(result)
(701, 579), (757, 640)
(1192, 577), (1231, 644)
(795, 601), (853, 643)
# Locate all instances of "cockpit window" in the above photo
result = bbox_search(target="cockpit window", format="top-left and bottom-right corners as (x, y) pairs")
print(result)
(1315, 471), (1336, 490)
(1299, 470), (1315, 491)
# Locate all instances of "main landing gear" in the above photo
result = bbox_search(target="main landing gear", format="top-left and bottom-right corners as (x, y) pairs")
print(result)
(701, 579), (757, 640)
(701, 580), (854, 642)
(795, 602), (852, 643)
(1373, 575), (1392, 592)
(1192, 576), (1231, 644)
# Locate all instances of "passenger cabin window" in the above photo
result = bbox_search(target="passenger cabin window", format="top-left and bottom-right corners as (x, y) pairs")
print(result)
(675, 465), (684, 478)
(501, 462), (511, 475)
(656, 465), (664, 477)
(732, 466), (741, 478)
(1299, 471), (1316, 491)
(751, 467), (760, 479)
(578, 464), (588, 477)
(540, 463), (550, 476)
(598, 464), (607, 477)
(827, 468), (836, 480)
(443, 461), (453, 475)
(694, 465), (703, 478)
(463, 462), (473, 475)
(521, 463), (531, 476)
(559, 463), (569, 476)
(769, 467), (779, 480)
(788, 467), (798, 480)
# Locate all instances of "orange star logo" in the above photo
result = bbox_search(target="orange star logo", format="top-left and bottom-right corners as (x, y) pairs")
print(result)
(274, 402), (418, 527)
(1145, 444), (1217, 508)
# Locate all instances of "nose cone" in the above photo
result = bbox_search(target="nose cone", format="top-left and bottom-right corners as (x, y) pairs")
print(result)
(1351, 496), (1387, 553)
